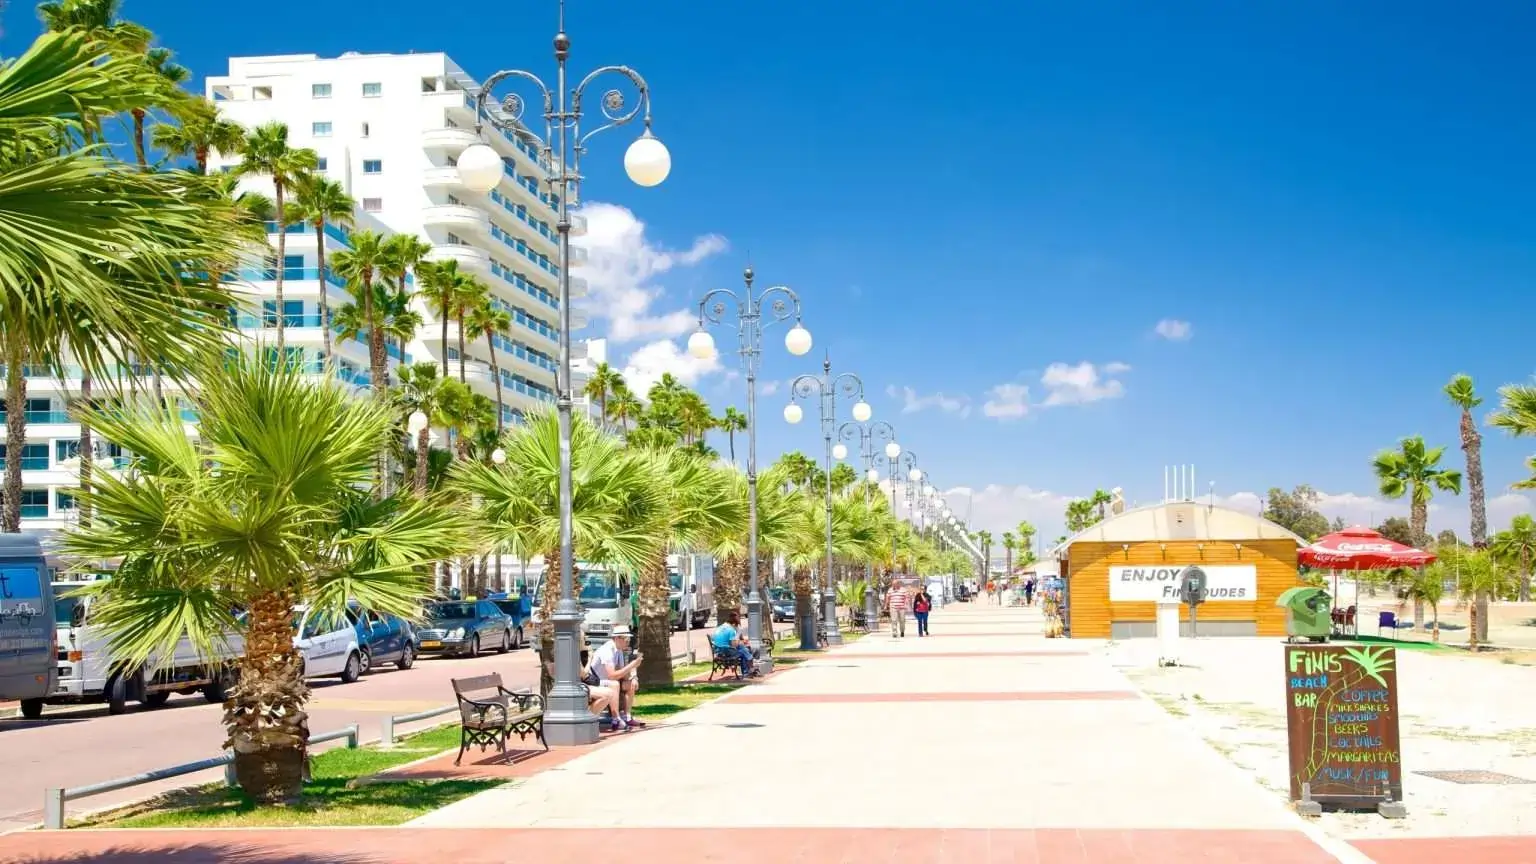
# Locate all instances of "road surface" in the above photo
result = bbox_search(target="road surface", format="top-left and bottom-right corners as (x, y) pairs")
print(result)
(0, 626), (721, 832)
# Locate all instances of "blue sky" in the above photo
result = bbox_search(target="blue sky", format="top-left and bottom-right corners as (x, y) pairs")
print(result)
(7, 0), (1534, 542)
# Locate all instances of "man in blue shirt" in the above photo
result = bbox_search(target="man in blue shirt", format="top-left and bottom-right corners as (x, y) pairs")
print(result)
(712, 611), (755, 678)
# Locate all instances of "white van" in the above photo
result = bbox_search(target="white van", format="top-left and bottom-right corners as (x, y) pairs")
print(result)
(1, 535), (55, 719)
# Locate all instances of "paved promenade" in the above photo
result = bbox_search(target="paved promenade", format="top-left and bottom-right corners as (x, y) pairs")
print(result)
(0, 601), (1442, 862)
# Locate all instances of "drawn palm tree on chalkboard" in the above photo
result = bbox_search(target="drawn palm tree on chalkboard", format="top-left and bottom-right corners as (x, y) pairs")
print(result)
(1301, 647), (1397, 786)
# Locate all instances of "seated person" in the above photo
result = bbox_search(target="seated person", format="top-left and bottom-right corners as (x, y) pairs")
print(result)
(588, 625), (645, 731)
(548, 654), (621, 728)
(711, 611), (756, 678)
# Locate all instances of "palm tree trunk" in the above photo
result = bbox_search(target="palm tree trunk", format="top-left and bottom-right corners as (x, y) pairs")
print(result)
(226, 588), (309, 804)
(537, 546), (561, 699)
(273, 184), (288, 355)
(315, 222), (333, 359)
(728, 430), (736, 464)
(715, 553), (744, 623)
(457, 315), (467, 383)
(636, 548), (674, 689)
(440, 313), (450, 379)
(131, 110), (148, 169)
(1463, 409), (1491, 641)
(3, 346), (25, 532)
(77, 370), (92, 527)
(486, 335), (504, 434)
(413, 427), (430, 496)
(195, 146), (209, 175)
(1410, 501), (1427, 629)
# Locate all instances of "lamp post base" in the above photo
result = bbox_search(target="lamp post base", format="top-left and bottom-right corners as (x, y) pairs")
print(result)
(822, 595), (843, 646)
(543, 702), (600, 746)
(747, 594), (775, 676)
(546, 604), (599, 747)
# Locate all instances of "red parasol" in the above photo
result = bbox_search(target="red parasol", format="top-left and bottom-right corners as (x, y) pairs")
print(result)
(1298, 525), (1436, 570)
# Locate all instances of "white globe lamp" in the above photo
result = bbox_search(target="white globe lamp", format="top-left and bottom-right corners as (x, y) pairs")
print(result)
(407, 410), (429, 435)
(866, 468), (879, 483)
(491, 448), (507, 465)
(457, 142), (503, 194)
(908, 467), (922, 482)
(851, 401), (872, 423)
(832, 443), (848, 460)
(687, 329), (716, 360)
(624, 131), (671, 187)
(885, 441), (901, 459)
(783, 403), (803, 424)
(784, 324), (812, 356)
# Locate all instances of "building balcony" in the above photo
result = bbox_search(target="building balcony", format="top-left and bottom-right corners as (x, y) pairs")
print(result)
(422, 204), (490, 239)
(422, 166), (463, 190)
(421, 126), (480, 156)
(426, 243), (490, 277)
(568, 275), (589, 300)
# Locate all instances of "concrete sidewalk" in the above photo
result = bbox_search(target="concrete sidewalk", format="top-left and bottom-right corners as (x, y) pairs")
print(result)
(0, 603), (1420, 861)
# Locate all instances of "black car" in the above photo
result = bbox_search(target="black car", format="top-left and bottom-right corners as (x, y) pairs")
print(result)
(768, 588), (795, 622)
(416, 600), (514, 657)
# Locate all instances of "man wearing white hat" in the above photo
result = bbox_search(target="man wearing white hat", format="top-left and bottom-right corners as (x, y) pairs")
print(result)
(587, 625), (645, 731)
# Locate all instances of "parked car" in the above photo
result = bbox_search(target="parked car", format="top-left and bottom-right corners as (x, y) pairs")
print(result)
(2, 535), (57, 719)
(417, 600), (514, 656)
(486, 593), (530, 649)
(353, 607), (417, 672)
(292, 604), (364, 683)
(769, 587), (795, 622)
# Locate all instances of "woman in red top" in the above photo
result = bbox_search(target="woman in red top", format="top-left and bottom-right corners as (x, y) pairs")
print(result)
(912, 586), (933, 636)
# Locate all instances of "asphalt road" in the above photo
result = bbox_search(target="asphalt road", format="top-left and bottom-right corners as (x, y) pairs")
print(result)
(0, 626), (722, 832)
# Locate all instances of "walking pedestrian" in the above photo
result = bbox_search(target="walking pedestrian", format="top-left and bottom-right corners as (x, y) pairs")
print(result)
(1024, 577), (1036, 607)
(912, 585), (933, 636)
(886, 581), (910, 638)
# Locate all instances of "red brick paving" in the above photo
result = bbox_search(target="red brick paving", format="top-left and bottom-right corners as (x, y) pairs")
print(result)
(0, 827), (1343, 863)
(830, 651), (1089, 659)
(722, 690), (1139, 704)
(1351, 835), (1536, 864)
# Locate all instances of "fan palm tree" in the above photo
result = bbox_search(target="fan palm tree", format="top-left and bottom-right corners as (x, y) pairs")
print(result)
(376, 233), (431, 386)
(1489, 379), (1536, 489)
(676, 391), (715, 445)
(452, 278), (488, 383)
(233, 122), (317, 353)
(828, 463), (858, 495)
(132, 47), (190, 168)
(1372, 436), (1462, 547)
(973, 530), (993, 577)
(62, 351), (461, 803)
(1089, 488), (1113, 521)
(718, 406), (747, 465)
(630, 445), (740, 687)
(449, 410), (662, 695)
(1444, 374), (1491, 640)
(392, 362), (454, 496)
(151, 97), (245, 174)
(1, 32), (250, 531)
(1492, 515), (1536, 602)
(377, 283), (421, 370)
(582, 363), (624, 430)
(466, 300), (513, 433)
(289, 177), (353, 359)
(330, 230), (388, 393)
(1002, 532), (1016, 579)
(418, 258), (463, 378)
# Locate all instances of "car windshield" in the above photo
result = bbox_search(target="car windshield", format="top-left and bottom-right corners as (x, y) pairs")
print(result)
(54, 595), (84, 626)
(491, 600), (519, 615)
(427, 602), (477, 620)
(668, 572), (682, 592)
(578, 576), (618, 602)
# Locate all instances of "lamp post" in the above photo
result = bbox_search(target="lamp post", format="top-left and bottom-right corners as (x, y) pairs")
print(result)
(787, 357), (870, 648)
(838, 419), (895, 634)
(894, 451), (918, 579)
(689, 268), (812, 674)
(453, 4), (672, 746)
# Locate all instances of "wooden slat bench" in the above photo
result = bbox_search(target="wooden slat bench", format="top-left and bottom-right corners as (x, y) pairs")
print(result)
(452, 673), (545, 765)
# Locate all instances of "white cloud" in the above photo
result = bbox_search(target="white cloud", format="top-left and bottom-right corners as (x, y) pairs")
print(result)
(982, 383), (1029, 419)
(620, 339), (721, 396)
(1153, 318), (1193, 341)
(759, 380), (781, 397)
(887, 385), (972, 418)
(1040, 361), (1129, 407)
(573, 202), (728, 344)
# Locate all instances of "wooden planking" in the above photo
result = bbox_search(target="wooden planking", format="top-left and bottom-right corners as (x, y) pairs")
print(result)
(1067, 539), (1302, 638)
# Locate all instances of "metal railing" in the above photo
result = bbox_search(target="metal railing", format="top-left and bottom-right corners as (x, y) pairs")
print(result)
(42, 724), (359, 830)
(380, 705), (458, 746)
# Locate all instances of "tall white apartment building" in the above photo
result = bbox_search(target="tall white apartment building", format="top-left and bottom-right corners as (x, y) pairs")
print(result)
(4, 51), (592, 536)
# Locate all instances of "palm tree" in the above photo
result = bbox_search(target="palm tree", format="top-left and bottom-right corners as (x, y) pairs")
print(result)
(419, 259), (463, 379)
(151, 97), (245, 174)
(452, 278), (488, 383)
(234, 122), (318, 353)
(1, 32), (250, 531)
(1492, 515), (1536, 603)
(1489, 380), (1536, 489)
(974, 530), (993, 577)
(392, 363), (454, 496)
(1089, 488), (1113, 521)
(378, 283), (421, 370)
(631, 446), (740, 687)
(466, 300), (513, 433)
(829, 463), (858, 495)
(718, 406), (747, 465)
(582, 363), (624, 429)
(377, 234), (431, 386)
(676, 391), (715, 445)
(330, 230), (388, 394)
(1373, 435), (1462, 630)
(607, 387), (642, 435)
(1002, 532), (1015, 579)
(288, 177), (354, 360)
(133, 47), (190, 168)
(1444, 374), (1491, 642)
(1016, 520), (1038, 566)
(450, 410), (661, 695)
(62, 352), (461, 803)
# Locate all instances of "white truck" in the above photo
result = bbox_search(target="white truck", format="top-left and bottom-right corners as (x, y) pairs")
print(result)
(49, 580), (243, 715)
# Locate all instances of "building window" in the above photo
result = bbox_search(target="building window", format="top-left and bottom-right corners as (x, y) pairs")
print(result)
(316, 157), (328, 171)
(312, 83), (332, 98)
(19, 489), (47, 518)
(361, 122), (370, 138)
(0, 444), (49, 471)
(362, 159), (382, 174)
(362, 82), (382, 97)
(362, 198), (382, 212)
(55, 490), (76, 511)
(312, 121), (332, 137)
(55, 440), (79, 463)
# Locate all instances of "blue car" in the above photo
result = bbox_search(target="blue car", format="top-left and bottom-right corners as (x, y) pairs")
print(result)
(351, 604), (417, 673)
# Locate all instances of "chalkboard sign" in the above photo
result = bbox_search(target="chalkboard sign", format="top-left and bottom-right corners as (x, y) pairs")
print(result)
(1284, 645), (1403, 809)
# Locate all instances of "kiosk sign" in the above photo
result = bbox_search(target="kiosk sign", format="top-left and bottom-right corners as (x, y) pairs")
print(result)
(1283, 645), (1404, 814)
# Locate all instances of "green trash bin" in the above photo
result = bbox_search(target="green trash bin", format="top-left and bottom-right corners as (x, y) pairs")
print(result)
(1276, 586), (1332, 643)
